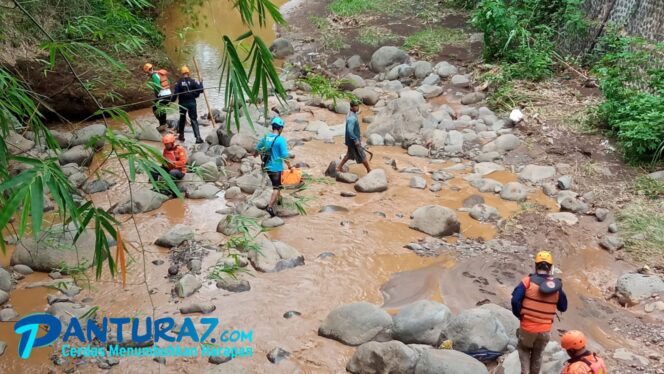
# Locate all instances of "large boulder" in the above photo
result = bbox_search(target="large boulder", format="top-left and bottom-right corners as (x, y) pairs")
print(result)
(48, 302), (96, 324)
(319, 302), (393, 346)
(435, 61), (458, 78)
(11, 224), (96, 272)
(518, 165), (556, 184)
(440, 307), (511, 353)
(71, 124), (106, 148)
(417, 85), (443, 99)
(112, 189), (169, 214)
(352, 88), (379, 106)
(497, 341), (569, 374)
(155, 224), (194, 248)
(340, 74), (366, 91)
(132, 120), (162, 142)
(355, 169), (388, 193)
(176, 173), (205, 195)
(187, 183), (221, 199)
(615, 273), (664, 306)
(415, 349), (488, 374)
(248, 235), (304, 273)
(393, 300), (452, 345)
(6, 131), (35, 155)
(176, 274), (202, 298)
(370, 46), (409, 73)
(366, 91), (433, 143)
(198, 161), (220, 182)
(482, 134), (520, 154)
(58, 145), (94, 166)
(0, 269), (11, 292)
(236, 170), (267, 194)
(410, 205), (460, 237)
(413, 61), (433, 79)
(269, 38), (294, 59)
(347, 341), (419, 374)
(478, 303), (519, 348)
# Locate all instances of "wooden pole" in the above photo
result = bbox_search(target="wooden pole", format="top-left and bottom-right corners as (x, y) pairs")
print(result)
(192, 56), (216, 127)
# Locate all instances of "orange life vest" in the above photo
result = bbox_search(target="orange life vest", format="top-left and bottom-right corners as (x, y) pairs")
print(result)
(163, 145), (187, 173)
(153, 69), (170, 89)
(563, 352), (607, 374)
(520, 275), (559, 332)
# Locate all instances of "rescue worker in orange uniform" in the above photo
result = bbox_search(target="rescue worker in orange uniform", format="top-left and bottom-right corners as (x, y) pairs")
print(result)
(144, 63), (172, 130)
(511, 251), (568, 374)
(151, 134), (186, 182)
(561, 330), (607, 374)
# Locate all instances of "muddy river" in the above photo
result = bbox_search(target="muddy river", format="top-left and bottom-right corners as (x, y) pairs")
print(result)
(0, 0), (644, 373)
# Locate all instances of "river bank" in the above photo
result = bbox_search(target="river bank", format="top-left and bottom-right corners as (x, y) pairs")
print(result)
(1, 0), (663, 373)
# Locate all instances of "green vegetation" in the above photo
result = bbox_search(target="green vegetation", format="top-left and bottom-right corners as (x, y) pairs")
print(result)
(358, 27), (399, 47)
(208, 255), (250, 281)
(635, 176), (664, 199)
(322, 33), (347, 52)
(403, 27), (466, 56)
(329, 0), (383, 17)
(298, 72), (358, 105)
(308, 15), (329, 30)
(617, 200), (664, 263)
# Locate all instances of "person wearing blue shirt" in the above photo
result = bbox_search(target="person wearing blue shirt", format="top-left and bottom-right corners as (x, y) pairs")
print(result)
(254, 117), (292, 217)
(336, 100), (371, 173)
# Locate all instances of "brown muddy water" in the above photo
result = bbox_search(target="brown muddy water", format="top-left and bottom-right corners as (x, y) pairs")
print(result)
(0, 1), (641, 373)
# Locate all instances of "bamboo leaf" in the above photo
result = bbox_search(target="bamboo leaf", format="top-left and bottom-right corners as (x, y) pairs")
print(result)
(0, 188), (28, 235)
(30, 177), (44, 238)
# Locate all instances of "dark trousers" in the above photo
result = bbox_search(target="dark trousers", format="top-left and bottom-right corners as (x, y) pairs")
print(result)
(153, 96), (170, 126)
(150, 166), (184, 182)
(178, 101), (201, 140)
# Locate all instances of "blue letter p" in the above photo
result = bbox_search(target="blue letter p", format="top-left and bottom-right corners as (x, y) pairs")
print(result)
(14, 314), (62, 359)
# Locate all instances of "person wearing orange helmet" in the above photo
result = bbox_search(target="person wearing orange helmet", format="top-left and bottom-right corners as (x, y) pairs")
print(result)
(151, 134), (187, 182)
(171, 65), (204, 144)
(511, 250), (568, 374)
(143, 63), (172, 131)
(560, 330), (607, 374)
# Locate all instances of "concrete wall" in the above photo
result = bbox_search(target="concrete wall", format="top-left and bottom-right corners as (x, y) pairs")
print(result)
(583, 0), (664, 41)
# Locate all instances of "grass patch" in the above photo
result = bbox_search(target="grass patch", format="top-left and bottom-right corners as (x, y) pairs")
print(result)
(403, 27), (466, 56)
(635, 176), (664, 199)
(321, 33), (347, 52)
(308, 15), (329, 30)
(568, 106), (602, 135)
(329, 0), (383, 17)
(357, 26), (399, 47)
(617, 199), (664, 263)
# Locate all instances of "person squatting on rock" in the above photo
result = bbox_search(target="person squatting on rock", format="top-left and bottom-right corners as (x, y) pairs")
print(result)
(336, 99), (371, 173)
(152, 134), (187, 182)
(172, 65), (204, 144)
(254, 117), (292, 217)
(511, 250), (568, 374)
(560, 330), (607, 374)
(144, 63), (172, 130)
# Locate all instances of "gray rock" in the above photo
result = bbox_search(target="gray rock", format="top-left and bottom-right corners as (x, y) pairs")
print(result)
(155, 224), (194, 248)
(337, 172), (359, 184)
(248, 235), (304, 272)
(397, 64), (415, 78)
(370, 46), (409, 73)
(451, 74), (471, 88)
(11, 224), (96, 272)
(519, 165), (556, 184)
(560, 197), (589, 214)
(0, 340), (6, 356)
(500, 182), (528, 201)
(318, 302), (393, 346)
(340, 74), (366, 91)
(47, 302), (95, 324)
(223, 145), (247, 162)
(547, 212), (579, 226)
(179, 303), (216, 314)
(470, 204), (500, 222)
(384, 134), (396, 146)
(608, 223), (619, 233)
(334, 100), (351, 114)
(556, 190), (578, 204)
(475, 151), (501, 162)
(429, 183), (442, 192)
(58, 145), (94, 166)
(0, 269), (11, 292)
(599, 235), (624, 252)
(482, 134), (520, 154)
(269, 38), (294, 58)
(176, 172), (205, 195)
(355, 169), (389, 193)
(224, 186), (243, 200)
(113, 189), (168, 214)
(408, 145), (429, 157)
(413, 61), (433, 79)
(187, 183), (221, 199)
(51, 130), (73, 148)
(267, 347), (290, 364)
(262, 216), (284, 228)
(498, 341), (569, 374)
(435, 62), (458, 78)
(0, 308), (19, 321)
(410, 205), (460, 237)
(365, 90), (430, 143)
(431, 171), (453, 182)
(557, 175), (573, 190)
(347, 55), (363, 70)
(216, 277), (251, 293)
(460, 92), (485, 105)
(474, 162), (505, 176)
(199, 161), (220, 182)
(82, 179), (115, 194)
(410, 176), (427, 189)
(176, 274), (202, 298)
(208, 354), (232, 365)
(422, 73), (440, 86)
(612, 348), (650, 366)
(441, 306), (510, 352)
(595, 208), (609, 222)
(478, 303), (519, 347)
(133, 120), (162, 142)
(347, 341), (419, 374)
(0, 290), (9, 305)
(236, 170), (265, 194)
(616, 273), (664, 306)
(470, 178), (503, 193)
(13, 264), (33, 275)
(71, 124), (106, 148)
(353, 87), (379, 105)
(367, 134), (385, 146)
(417, 85), (443, 99)
(393, 300), (452, 345)
(415, 349), (488, 374)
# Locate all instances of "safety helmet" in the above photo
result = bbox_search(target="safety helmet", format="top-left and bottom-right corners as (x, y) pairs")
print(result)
(560, 330), (586, 350)
(162, 134), (176, 144)
(270, 117), (285, 128)
(535, 250), (553, 265)
(143, 63), (153, 73)
(180, 65), (190, 75)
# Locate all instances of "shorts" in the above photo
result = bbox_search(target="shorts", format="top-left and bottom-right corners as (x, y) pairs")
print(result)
(268, 171), (283, 190)
(346, 144), (366, 162)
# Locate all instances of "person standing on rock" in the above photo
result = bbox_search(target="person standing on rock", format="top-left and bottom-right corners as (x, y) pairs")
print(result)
(152, 134), (187, 182)
(560, 330), (607, 374)
(172, 65), (204, 144)
(254, 117), (292, 217)
(336, 99), (371, 174)
(144, 63), (172, 131)
(511, 250), (568, 374)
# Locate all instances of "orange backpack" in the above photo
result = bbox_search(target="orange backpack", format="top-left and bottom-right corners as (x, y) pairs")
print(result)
(281, 168), (302, 186)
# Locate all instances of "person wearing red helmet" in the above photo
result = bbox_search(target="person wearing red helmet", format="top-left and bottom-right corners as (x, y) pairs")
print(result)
(560, 330), (607, 374)
(151, 134), (187, 182)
